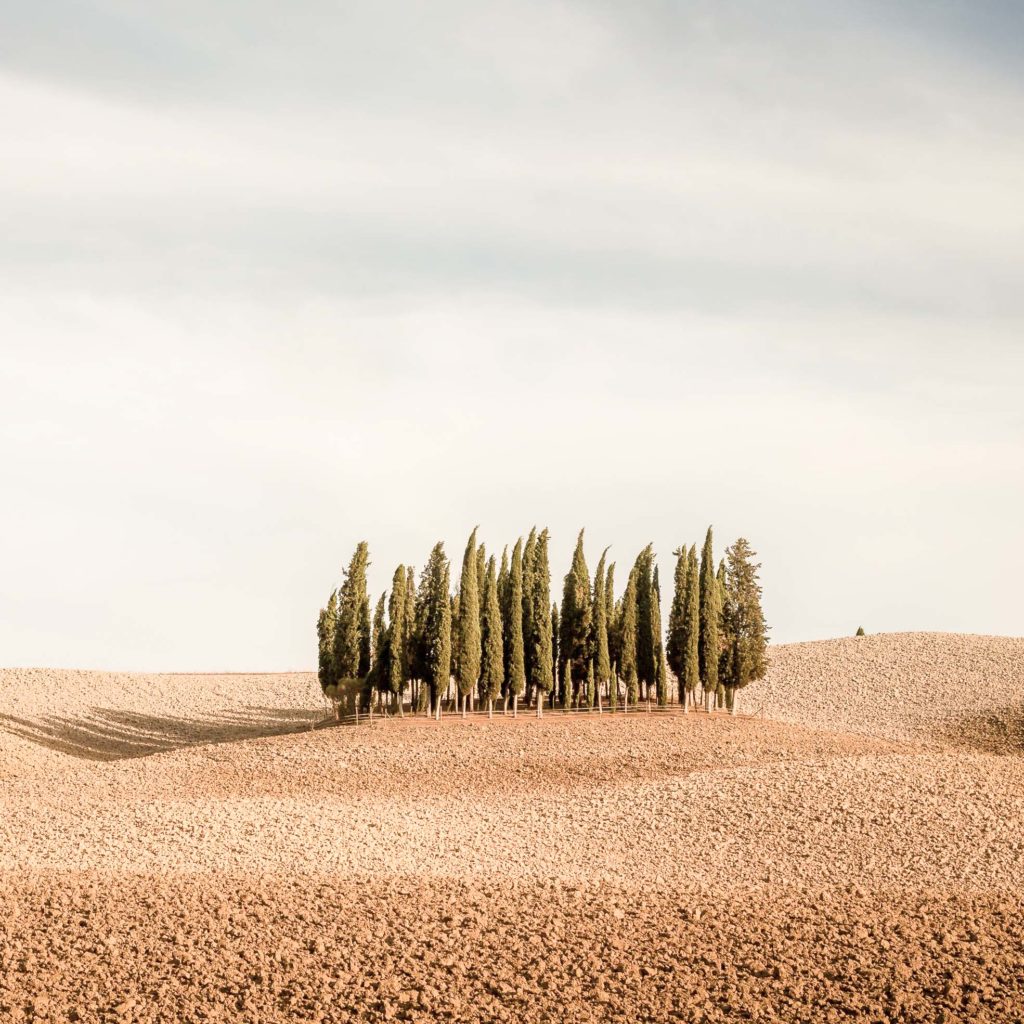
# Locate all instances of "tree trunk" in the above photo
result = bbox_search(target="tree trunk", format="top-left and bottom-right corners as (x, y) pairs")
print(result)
(536, 692), (543, 719)
(513, 694), (518, 718)
(488, 698), (493, 719)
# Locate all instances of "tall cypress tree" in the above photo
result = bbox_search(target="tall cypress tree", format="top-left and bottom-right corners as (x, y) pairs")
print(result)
(635, 545), (656, 700)
(522, 529), (538, 697)
(317, 589), (338, 692)
(550, 602), (560, 696)
(652, 564), (667, 706)
(716, 559), (728, 708)
(698, 527), (719, 710)
(419, 543), (451, 718)
(387, 566), (407, 713)
(476, 543), (487, 638)
(666, 548), (688, 701)
(369, 591), (387, 709)
(498, 546), (511, 691)
(593, 549), (611, 703)
(620, 568), (639, 709)
(530, 529), (554, 709)
(506, 539), (527, 714)
(333, 542), (371, 690)
(559, 530), (592, 706)
(605, 563), (618, 674)
(682, 545), (700, 706)
(719, 538), (769, 713)
(455, 528), (482, 714)
(480, 555), (504, 716)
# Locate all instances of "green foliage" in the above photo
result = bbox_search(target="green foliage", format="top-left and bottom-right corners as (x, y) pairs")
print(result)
(666, 548), (688, 697)
(316, 589), (338, 690)
(634, 545), (657, 694)
(682, 546), (700, 697)
(529, 529), (554, 704)
(586, 658), (596, 709)
(559, 529), (593, 703)
(720, 538), (769, 691)
(421, 543), (452, 708)
(505, 539), (527, 700)
(480, 555), (504, 703)
(698, 527), (719, 691)
(368, 591), (387, 698)
(455, 528), (482, 699)
(386, 566), (407, 698)
(592, 549), (611, 691)
(652, 565), (667, 706)
(619, 567), (638, 702)
(333, 542), (371, 682)
(856, 626), (866, 637)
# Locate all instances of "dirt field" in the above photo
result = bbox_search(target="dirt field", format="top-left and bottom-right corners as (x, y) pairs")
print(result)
(2, 633), (1022, 1022)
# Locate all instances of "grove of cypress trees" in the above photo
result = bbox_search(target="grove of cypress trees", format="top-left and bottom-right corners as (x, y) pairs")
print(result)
(559, 530), (593, 706)
(682, 545), (700, 707)
(455, 528), (482, 715)
(720, 538), (769, 713)
(593, 549), (611, 705)
(620, 568), (639, 710)
(480, 555), (504, 717)
(698, 527), (719, 711)
(506, 539), (527, 715)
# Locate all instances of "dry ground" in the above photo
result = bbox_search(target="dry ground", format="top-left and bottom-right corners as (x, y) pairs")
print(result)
(1, 633), (1023, 1023)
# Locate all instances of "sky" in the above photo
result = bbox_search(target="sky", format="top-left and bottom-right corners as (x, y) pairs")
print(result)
(1, 0), (1022, 670)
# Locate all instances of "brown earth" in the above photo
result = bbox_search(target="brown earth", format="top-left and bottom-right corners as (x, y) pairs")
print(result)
(1, 633), (1023, 1022)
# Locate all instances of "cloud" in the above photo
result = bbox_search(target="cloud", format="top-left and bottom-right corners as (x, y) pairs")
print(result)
(0, 1), (1021, 667)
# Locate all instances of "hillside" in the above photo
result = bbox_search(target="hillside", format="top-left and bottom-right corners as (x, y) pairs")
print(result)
(1, 633), (1022, 1022)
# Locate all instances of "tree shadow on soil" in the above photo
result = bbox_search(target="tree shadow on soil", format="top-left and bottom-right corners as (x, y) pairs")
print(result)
(930, 706), (1024, 755)
(0, 705), (337, 762)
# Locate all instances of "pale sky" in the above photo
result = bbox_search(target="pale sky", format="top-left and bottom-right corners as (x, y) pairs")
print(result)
(1, 1), (1022, 670)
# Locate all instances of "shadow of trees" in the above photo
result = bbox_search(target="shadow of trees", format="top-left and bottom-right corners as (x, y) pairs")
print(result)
(0, 705), (334, 762)
(930, 706), (1024, 755)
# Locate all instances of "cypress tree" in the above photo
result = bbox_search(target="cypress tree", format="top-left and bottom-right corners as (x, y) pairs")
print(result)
(605, 563), (618, 672)
(682, 545), (700, 707)
(666, 548), (688, 701)
(480, 555), (504, 716)
(455, 528), (482, 715)
(506, 539), (527, 715)
(369, 592), (387, 711)
(559, 530), (592, 706)
(593, 549), (611, 703)
(635, 545), (656, 700)
(387, 566), (407, 714)
(333, 542), (371, 699)
(586, 658), (596, 710)
(698, 527), (719, 710)
(404, 565), (416, 709)
(317, 589), (338, 692)
(563, 660), (573, 711)
(498, 547), (511, 690)
(620, 568), (639, 710)
(720, 538), (769, 713)
(652, 564), (667, 706)
(550, 602), (560, 696)
(420, 543), (452, 718)
(530, 529), (554, 709)
(476, 543), (487, 633)
(522, 529), (538, 697)
(716, 559), (728, 708)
